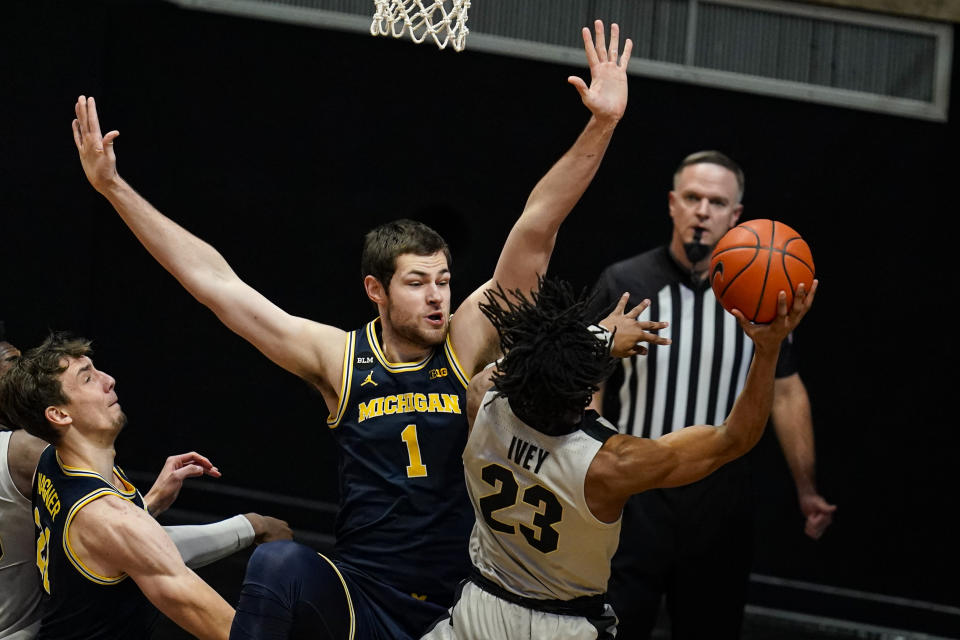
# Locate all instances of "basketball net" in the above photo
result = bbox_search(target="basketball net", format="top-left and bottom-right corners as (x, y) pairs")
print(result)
(370, 0), (471, 52)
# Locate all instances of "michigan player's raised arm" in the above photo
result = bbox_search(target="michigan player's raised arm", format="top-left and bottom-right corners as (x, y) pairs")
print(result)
(72, 96), (346, 396)
(586, 283), (816, 519)
(70, 496), (234, 640)
(452, 21), (632, 371)
(465, 365), (496, 433)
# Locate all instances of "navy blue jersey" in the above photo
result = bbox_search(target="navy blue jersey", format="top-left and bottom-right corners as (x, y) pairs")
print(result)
(32, 446), (159, 639)
(590, 246), (798, 437)
(327, 319), (474, 608)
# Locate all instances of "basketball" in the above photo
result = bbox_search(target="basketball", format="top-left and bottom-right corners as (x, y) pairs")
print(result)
(709, 219), (815, 324)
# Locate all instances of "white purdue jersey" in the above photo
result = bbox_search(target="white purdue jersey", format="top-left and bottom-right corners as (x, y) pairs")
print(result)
(0, 430), (42, 639)
(465, 392), (622, 600)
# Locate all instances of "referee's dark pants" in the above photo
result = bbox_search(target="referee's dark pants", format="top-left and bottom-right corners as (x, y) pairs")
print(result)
(607, 458), (754, 640)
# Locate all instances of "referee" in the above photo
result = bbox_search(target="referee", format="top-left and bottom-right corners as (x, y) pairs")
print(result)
(588, 150), (836, 639)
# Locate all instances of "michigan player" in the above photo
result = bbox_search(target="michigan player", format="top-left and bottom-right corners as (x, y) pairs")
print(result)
(0, 333), (292, 640)
(73, 20), (634, 640)
(419, 276), (816, 639)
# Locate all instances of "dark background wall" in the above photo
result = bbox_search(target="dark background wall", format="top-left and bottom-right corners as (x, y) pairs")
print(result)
(3, 0), (956, 616)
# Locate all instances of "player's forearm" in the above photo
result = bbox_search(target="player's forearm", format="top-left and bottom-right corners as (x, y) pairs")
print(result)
(143, 570), (234, 640)
(98, 177), (239, 303)
(521, 115), (617, 232)
(718, 346), (780, 459)
(164, 515), (255, 569)
(493, 116), (617, 288)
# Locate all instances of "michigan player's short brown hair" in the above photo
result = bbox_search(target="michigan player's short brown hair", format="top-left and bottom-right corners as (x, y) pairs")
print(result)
(479, 277), (616, 435)
(674, 150), (745, 202)
(0, 332), (93, 445)
(361, 219), (452, 290)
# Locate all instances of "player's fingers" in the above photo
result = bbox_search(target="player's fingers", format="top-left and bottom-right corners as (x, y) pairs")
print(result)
(804, 279), (818, 307)
(625, 297), (650, 318)
(580, 27), (599, 67)
(611, 292), (629, 314)
(87, 96), (104, 138)
(72, 119), (82, 150)
(594, 19), (608, 62)
(175, 451), (212, 465)
(640, 330), (671, 345)
(732, 308), (758, 333)
(776, 290), (789, 317)
(638, 320), (669, 331)
(102, 130), (120, 159)
(608, 23), (620, 61)
(174, 464), (206, 480)
(567, 76), (588, 99)
(76, 97), (88, 138)
(620, 38), (634, 69)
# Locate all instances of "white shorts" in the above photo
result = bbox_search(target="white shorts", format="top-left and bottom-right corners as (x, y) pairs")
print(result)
(420, 581), (617, 640)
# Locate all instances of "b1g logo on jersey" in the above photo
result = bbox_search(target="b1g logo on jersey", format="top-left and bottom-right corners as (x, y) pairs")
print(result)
(429, 367), (448, 380)
(354, 351), (375, 370)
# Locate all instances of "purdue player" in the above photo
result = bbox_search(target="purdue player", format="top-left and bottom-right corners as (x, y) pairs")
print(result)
(73, 20), (634, 640)
(420, 276), (816, 639)
(0, 335), (44, 640)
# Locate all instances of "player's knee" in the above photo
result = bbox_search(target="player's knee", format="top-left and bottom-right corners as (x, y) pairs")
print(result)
(246, 540), (316, 580)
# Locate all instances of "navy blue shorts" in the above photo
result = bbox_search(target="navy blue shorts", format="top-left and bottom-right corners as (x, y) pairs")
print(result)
(229, 540), (448, 640)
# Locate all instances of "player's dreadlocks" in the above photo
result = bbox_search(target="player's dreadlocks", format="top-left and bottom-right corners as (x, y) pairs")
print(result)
(479, 276), (617, 435)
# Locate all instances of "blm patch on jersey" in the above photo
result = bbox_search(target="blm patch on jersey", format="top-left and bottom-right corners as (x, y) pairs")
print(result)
(354, 351), (375, 370)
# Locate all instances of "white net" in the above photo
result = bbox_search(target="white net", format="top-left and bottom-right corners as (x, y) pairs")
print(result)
(370, 0), (471, 52)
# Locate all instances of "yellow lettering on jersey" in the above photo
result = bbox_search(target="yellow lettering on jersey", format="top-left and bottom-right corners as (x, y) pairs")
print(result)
(358, 397), (384, 422)
(442, 394), (460, 414)
(411, 593), (428, 601)
(34, 507), (51, 594)
(358, 393), (462, 422)
(36, 473), (61, 522)
(414, 393), (428, 412)
(401, 424), (428, 478)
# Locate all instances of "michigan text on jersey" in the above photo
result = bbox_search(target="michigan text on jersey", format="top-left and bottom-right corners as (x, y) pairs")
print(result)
(358, 393), (461, 422)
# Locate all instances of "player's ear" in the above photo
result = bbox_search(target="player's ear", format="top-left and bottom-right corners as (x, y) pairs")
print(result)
(44, 405), (72, 428)
(364, 275), (388, 305)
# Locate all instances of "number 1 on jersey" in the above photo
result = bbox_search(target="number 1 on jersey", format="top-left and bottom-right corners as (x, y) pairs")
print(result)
(401, 424), (428, 478)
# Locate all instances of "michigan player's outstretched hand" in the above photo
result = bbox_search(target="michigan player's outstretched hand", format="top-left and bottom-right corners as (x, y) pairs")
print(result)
(72, 95), (120, 194)
(732, 280), (818, 354)
(143, 451), (222, 518)
(568, 20), (633, 124)
(599, 293), (672, 358)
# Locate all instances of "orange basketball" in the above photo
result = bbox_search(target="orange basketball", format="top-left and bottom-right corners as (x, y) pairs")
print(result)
(709, 219), (814, 324)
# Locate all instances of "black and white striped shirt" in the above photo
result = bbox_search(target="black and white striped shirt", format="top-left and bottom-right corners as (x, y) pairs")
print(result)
(590, 246), (797, 438)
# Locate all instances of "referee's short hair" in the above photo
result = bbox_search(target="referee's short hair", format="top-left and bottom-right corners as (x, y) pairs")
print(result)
(674, 150), (745, 202)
